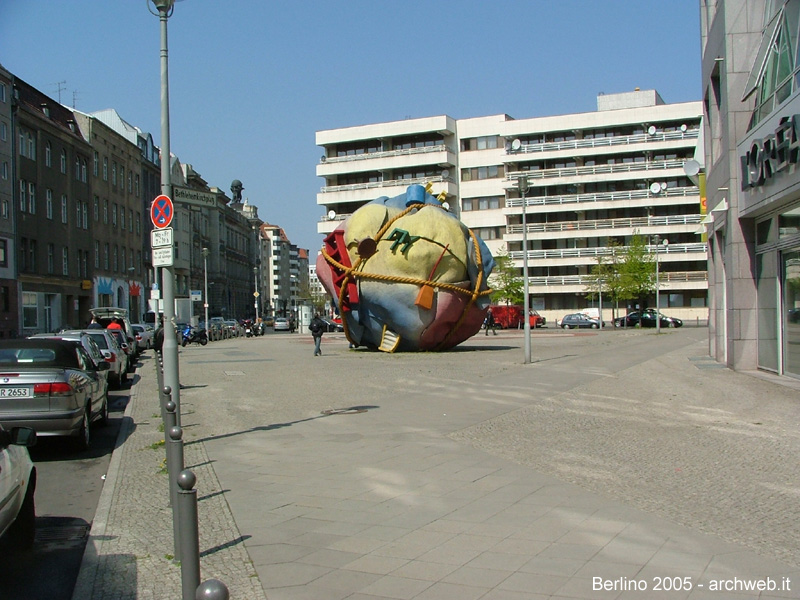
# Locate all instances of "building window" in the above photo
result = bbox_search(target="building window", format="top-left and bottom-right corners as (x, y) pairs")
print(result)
(61, 195), (68, 224)
(47, 244), (54, 274)
(1, 161), (7, 180)
(93, 151), (98, 176)
(62, 247), (69, 276)
(20, 238), (26, 271)
(76, 200), (81, 226)
(112, 161), (117, 186)
(60, 149), (67, 174)
(112, 203), (118, 227)
(129, 209), (133, 232)
(462, 196), (504, 211)
(93, 196), (99, 221)
(103, 199), (108, 224)
(135, 174), (140, 197)
(0, 199), (6, 220)
(28, 183), (35, 214)
(27, 134), (35, 160)
(19, 180), (26, 212)
(46, 189), (53, 219)
(94, 241), (99, 268)
(1, 122), (7, 142)
(45, 141), (51, 167)
(113, 245), (118, 272)
(0, 286), (8, 313)
(29, 240), (36, 272)
(120, 206), (125, 230)
(0, 239), (7, 268)
(81, 159), (87, 183)
(0, 84), (5, 103)
(82, 201), (88, 229)
(104, 243), (109, 270)
(22, 292), (37, 329)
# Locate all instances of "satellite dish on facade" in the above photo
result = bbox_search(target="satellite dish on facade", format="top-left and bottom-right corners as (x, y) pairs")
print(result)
(650, 182), (662, 195)
(441, 169), (450, 179)
(511, 139), (521, 151)
(442, 202), (450, 211)
(683, 159), (701, 178)
(647, 125), (657, 136)
(328, 210), (336, 220)
(680, 124), (688, 132)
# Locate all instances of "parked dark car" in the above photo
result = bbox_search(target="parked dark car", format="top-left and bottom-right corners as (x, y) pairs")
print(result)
(614, 309), (683, 328)
(0, 338), (110, 450)
(559, 313), (604, 329)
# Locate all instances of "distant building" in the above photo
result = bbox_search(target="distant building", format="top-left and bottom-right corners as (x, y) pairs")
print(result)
(316, 93), (706, 321)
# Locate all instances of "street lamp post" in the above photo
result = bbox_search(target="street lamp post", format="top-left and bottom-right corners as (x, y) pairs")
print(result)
(653, 235), (668, 334)
(202, 247), (209, 334)
(149, 0), (181, 423)
(253, 267), (259, 323)
(518, 175), (531, 364)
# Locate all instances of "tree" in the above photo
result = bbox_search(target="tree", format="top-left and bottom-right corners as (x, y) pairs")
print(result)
(618, 234), (655, 311)
(489, 247), (523, 305)
(585, 240), (624, 320)
(584, 235), (656, 319)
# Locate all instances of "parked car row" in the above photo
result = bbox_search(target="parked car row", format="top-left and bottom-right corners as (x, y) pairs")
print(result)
(614, 309), (683, 328)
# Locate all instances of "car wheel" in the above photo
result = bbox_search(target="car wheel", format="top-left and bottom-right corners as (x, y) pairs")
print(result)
(7, 473), (36, 550)
(99, 395), (109, 426)
(591, 323), (598, 329)
(668, 321), (676, 328)
(200, 337), (208, 346)
(75, 408), (91, 451)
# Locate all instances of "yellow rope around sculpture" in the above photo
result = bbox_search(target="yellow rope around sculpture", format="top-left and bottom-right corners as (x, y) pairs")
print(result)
(321, 203), (493, 349)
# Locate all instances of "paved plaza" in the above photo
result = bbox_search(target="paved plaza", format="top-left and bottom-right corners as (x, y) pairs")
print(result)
(73, 327), (800, 599)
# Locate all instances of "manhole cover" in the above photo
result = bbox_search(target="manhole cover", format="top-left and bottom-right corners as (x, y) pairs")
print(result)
(223, 370), (245, 376)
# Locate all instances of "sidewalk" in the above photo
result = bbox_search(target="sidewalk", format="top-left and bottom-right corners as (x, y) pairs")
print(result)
(74, 328), (800, 599)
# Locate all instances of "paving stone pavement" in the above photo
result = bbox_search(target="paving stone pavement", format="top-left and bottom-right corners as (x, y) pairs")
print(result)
(73, 327), (800, 599)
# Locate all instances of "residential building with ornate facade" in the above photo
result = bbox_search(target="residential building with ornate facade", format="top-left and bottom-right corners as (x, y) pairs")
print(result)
(0, 65), (17, 339)
(13, 76), (94, 333)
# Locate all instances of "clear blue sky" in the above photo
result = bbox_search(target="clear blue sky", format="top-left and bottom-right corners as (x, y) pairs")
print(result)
(1, 0), (701, 253)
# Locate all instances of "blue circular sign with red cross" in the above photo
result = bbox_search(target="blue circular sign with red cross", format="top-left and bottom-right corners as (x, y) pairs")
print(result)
(150, 194), (174, 229)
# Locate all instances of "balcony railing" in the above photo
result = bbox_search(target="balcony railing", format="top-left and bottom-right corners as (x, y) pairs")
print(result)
(527, 270), (708, 287)
(507, 128), (699, 155)
(505, 185), (699, 209)
(320, 143), (455, 165)
(506, 158), (688, 182)
(321, 174), (454, 194)
(507, 214), (703, 235)
(508, 242), (707, 262)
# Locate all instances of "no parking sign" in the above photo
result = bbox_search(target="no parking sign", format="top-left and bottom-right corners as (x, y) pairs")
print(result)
(150, 195), (174, 229)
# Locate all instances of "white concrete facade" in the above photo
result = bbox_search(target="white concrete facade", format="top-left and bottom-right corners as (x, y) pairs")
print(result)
(316, 93), (705, 322)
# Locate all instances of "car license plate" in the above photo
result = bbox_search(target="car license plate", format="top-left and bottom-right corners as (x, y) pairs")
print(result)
(0, 387), (32, 398)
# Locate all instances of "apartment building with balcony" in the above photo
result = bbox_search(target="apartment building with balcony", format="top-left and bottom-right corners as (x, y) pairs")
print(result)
(316, 115), (458, 237)
(316, 92), (706, 321)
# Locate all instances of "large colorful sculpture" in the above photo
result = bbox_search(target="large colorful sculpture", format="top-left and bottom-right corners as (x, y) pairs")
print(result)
(316, 184), (495, 352)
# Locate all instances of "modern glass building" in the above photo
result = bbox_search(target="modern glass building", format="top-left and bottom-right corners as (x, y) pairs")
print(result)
(702, 0), (800, 379)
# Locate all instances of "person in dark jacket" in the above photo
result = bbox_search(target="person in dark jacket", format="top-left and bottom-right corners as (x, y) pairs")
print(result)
(484, 307), (497, 335)
(309, 314), (325, 356)
(87, 316), (103, 329)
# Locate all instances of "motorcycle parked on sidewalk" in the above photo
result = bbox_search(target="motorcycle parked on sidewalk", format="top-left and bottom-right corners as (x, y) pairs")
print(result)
(181, 325), (208, 347)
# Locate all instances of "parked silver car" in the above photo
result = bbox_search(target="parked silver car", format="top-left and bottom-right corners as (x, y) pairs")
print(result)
(0, 338), (110, 450)
(0, 425), (37, 549)
(62, 329), (128, 389)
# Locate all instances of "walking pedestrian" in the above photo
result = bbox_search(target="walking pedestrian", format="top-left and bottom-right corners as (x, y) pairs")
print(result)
(485, 307), (497, 335)
(309, 313), (325, 356)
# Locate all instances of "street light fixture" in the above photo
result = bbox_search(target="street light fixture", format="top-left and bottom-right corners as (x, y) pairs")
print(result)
(517, 171), (531, 364)
(202, 247), (209, 334)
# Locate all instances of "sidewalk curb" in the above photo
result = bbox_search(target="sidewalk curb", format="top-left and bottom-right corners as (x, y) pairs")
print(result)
(70, 374), (139, 600)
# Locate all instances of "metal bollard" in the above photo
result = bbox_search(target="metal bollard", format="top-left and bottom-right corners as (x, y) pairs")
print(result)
(167, 421), (184, 561)
(160, 386), (172, 437)
(196, 579), (229, 600)
(178, 469), (201, 600)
